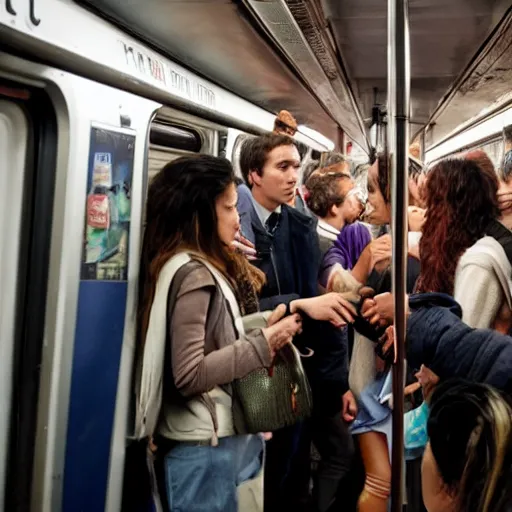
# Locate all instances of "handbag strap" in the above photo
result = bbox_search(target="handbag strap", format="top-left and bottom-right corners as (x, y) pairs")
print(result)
(199, 259), (245, 336)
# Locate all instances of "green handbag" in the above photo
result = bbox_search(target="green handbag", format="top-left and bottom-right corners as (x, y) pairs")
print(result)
(186, 261), (313, 436)
(232, 338), (313, 434)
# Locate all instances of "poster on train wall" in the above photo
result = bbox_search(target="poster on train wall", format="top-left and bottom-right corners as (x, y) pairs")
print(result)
(80, 125), (135, 281)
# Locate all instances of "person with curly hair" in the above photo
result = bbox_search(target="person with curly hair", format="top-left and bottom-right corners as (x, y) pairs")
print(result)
(415, 156), (512, 332)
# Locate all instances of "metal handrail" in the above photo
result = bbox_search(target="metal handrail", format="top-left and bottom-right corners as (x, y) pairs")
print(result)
(388, 0), (410, 510)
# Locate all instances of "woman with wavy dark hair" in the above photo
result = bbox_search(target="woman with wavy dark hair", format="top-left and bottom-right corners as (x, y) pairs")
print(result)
(416, 157), (499, 295)
(416, 156), (512, 332)
(135, 155), (302, 511)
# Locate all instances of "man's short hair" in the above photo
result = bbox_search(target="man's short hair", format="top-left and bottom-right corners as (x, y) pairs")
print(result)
(305, 172), (352, 218)
(239, 133), (298, 187)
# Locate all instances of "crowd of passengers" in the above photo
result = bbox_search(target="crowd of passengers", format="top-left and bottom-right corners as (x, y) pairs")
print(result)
(133, 113), (512, 512)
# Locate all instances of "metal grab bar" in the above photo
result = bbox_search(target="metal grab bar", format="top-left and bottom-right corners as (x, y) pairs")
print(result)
(388, 0), (410, 510)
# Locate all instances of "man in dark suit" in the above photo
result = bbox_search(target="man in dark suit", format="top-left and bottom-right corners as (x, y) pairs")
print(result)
(237, 133), (356, 512)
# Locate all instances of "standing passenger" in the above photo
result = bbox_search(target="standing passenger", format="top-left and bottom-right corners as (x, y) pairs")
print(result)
(304, 171), (361, 511)
(416, 157), (509, 331)
(305, 171), (360, 257)
(136, 155), (303, 512)
(337, 154), (422, 512)
(238, 133), (357, 512)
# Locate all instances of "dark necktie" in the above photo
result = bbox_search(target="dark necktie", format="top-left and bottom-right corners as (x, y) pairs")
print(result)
(265, 212), (280, 235)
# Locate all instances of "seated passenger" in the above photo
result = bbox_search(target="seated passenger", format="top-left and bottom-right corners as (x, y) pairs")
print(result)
(423, 379), (512, 512)
(135, 155), (302, 512)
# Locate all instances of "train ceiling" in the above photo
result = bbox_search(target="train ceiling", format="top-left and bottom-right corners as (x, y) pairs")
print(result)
(77, 0), (511, 153)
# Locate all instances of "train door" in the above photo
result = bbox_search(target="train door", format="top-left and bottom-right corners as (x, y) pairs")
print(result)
(120, 106), (227, 512)
(0, 83), (57, 511)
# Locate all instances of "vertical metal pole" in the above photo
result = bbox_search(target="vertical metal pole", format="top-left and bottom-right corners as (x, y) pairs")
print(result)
(388, 0), (410, 510)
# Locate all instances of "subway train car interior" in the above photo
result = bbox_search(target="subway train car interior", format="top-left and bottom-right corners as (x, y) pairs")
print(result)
(1, 1), (512, 511)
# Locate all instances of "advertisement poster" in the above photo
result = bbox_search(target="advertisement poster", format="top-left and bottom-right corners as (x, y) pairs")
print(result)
(81, 125), (135, 281)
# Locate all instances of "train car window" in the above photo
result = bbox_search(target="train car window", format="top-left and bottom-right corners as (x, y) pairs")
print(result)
(147, 122), (205, 185)
(149, 123), (201, 152)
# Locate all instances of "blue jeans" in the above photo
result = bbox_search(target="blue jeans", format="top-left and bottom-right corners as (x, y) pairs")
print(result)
(164, 435), (263, 512)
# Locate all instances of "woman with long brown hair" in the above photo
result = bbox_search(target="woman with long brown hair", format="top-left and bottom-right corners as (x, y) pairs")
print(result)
(136, 154), (302, 512)
(416, 156), (512, 332)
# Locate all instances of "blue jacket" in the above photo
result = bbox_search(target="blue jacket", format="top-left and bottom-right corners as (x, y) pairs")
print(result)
(407, 293), (512, 394)
(237, 185), (350, 410)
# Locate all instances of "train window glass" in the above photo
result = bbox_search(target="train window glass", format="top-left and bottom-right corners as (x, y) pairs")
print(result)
(147, 122), (204, 185)
(149, 122), (201, 152)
